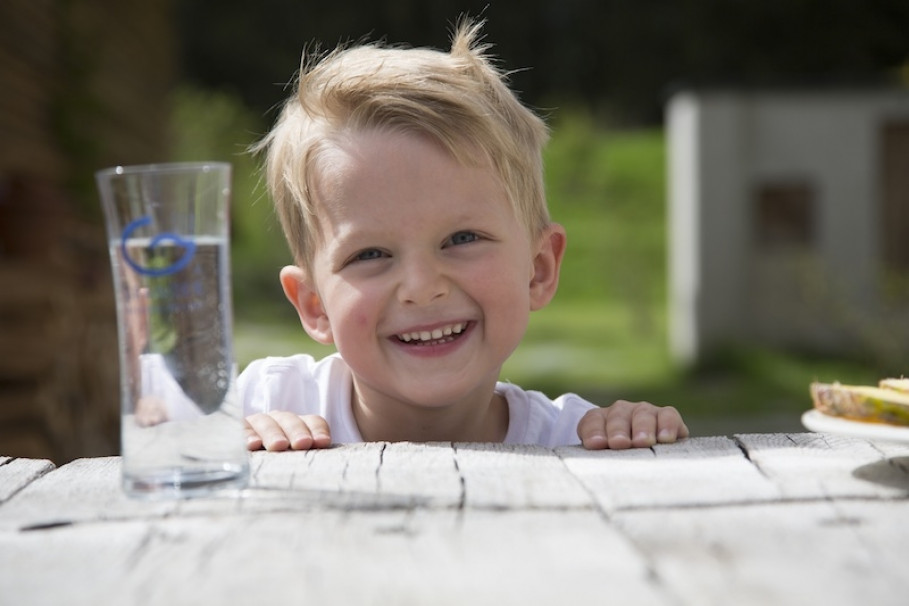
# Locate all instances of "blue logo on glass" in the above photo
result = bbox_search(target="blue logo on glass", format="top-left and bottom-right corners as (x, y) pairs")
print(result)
(121, 216), (196, 276)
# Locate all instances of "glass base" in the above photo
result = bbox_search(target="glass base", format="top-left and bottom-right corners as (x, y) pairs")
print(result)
(123, 463), (248, 500)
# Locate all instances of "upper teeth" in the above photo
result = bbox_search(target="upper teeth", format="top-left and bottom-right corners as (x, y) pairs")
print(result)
(398, 323), (466, 342)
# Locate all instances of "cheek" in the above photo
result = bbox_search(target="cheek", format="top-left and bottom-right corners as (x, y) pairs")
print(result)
(326, 287), (378, 337)
(473, 254), (533, 299)
(351, 311), (371, 332)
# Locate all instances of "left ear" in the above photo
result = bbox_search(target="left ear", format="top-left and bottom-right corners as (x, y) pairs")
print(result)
(279, 265), (335, 345)
(529, 223), (567, 311)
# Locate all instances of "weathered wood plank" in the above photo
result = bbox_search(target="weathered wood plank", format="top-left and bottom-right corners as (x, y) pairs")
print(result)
(250, 442), (382, 493)
(0, 457), (179, 531)
(2, 440), (908, 606)
(832, 499), (909, 587)
(735, 433), (909, 499)
(0, 509), (669, 605)
(248, 442), (595, 511)
(453, 442), (593, 509)
(867, 438), (909, 459)
(849, 454), (909, 492)
(243, 442), (463, 511)
(377, 442), (463, 507)
(558, 436), (780, 512)
(0, 456), (55, 503)
(613, 500), (909, 606)
(0, 518), (151, 602)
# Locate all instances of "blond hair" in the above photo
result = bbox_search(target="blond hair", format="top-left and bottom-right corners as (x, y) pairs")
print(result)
(255, 19), (550, 269)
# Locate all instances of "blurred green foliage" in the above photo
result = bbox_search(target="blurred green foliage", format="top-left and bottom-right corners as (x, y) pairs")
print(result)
(168, 85), (292, 320)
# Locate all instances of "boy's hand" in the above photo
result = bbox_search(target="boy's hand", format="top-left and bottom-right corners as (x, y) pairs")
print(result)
(577, 400), (689, 450)
(244, 412), (332, 451)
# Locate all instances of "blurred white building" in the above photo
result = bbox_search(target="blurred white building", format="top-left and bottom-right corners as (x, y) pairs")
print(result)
(668, 89), (909, 365)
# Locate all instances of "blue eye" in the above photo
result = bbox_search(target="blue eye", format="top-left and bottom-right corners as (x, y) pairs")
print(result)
(448, 231), (479, 246)
(354, 248), (386, 262)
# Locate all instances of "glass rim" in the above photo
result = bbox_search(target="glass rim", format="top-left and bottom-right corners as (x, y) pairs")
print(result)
(95, 162), (231, 179)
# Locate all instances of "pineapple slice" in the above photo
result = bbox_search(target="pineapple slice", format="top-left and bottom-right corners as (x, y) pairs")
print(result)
(879, 377), (909, 394)
(811, 381), (909, 426)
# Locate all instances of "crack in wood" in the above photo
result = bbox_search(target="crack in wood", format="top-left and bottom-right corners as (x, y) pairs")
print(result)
(375, 442), (386, 493)
(553, 449), (611, 519)
(19, 519), (74, 531)
(0, 457), (56, 504)
(451, 444), (467, 510)
(732, 435), (771, 480)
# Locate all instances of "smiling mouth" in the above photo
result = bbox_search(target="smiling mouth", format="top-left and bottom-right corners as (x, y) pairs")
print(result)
(396, 322), (467, 345)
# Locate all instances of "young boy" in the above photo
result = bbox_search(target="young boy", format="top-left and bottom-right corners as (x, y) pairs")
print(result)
(241, 20), (688, 451)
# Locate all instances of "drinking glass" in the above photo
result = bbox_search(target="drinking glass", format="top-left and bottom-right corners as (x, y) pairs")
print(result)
(96, 162), (249, 498)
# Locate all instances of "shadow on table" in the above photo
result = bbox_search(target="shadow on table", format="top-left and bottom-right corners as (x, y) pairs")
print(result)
(852, 457), (909, 491)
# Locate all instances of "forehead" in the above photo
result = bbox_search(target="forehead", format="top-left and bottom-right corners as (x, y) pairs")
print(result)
(309, 129), (511, 223)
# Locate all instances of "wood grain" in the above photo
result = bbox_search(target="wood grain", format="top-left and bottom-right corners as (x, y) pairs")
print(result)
(2, 434), (908, 605)
(0, 456), (54, 503)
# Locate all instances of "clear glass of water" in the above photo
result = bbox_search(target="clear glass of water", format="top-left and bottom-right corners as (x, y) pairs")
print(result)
(95, 162), (249, 498)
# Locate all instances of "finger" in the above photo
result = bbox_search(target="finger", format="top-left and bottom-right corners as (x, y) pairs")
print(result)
(656, 406), (689, 443)
(300, 415), (332, 449)
(630, 403), (659, 448)
(244, 413), (291, 451)
(271, 411), (319, 450)
(577, 410), (609, 450)
(603, 400), (635, 450)
(244, 422), (264, 451)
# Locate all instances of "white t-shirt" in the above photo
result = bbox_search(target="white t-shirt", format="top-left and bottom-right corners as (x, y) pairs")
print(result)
(237, 353), (597, 447)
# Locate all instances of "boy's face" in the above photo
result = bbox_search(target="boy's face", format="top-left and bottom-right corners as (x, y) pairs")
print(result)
(284, 129), (563, 414)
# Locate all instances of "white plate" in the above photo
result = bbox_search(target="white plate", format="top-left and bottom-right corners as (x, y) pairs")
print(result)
(802, 409), (909, 444)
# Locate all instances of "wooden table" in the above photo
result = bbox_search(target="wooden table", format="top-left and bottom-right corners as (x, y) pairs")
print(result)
(2, 433), (908, 605)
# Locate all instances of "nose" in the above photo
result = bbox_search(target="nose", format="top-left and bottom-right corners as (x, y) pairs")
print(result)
(397, 253), (449, 306)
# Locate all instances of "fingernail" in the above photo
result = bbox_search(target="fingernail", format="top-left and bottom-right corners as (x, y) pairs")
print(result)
(291, 436), (313, 450)
(636, 431), (656, 445)
(584, 433), (609, 449)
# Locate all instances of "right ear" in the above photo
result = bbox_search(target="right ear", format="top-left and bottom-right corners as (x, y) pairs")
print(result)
(279, 265), (334, 345)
